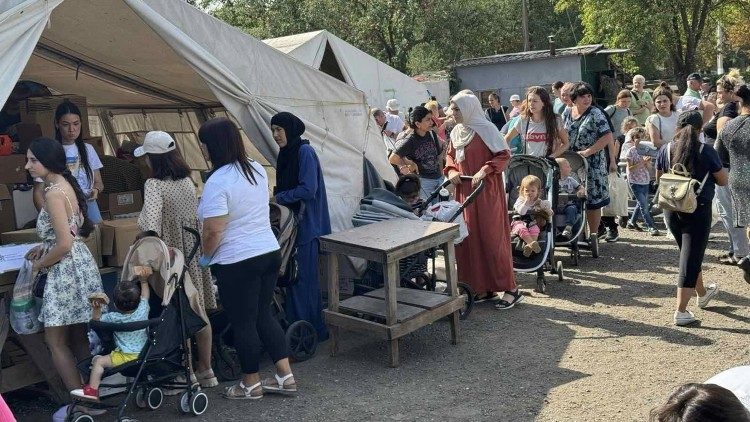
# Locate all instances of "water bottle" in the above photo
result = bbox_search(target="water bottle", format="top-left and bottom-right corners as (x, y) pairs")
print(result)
(438, 188), (450, 202)
(10, 296), (41, 334)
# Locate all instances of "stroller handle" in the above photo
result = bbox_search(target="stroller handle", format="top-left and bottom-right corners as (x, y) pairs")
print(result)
(182, 226), (201, 264)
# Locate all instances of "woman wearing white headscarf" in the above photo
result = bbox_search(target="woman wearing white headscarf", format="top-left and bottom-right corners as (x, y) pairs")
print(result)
(445, 90), (521, 309)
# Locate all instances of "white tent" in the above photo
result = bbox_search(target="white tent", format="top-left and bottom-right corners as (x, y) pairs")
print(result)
(264, 30), (430, 114)
(0, 0), (395, 234)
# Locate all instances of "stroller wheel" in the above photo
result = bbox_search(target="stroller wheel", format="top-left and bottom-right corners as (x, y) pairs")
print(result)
(68, 411), (93, 422)
(589, 234), (599, 258)
(535, 276), (546, 294)
(286, 320), (318, 362)
(135, 387), (147, 409)
(457, 282), (475, 320)
(213, 343), (241, 382)
(556, 261), (564, 282)
(180, 390), (208, 415)
(146, 387), (163, 410)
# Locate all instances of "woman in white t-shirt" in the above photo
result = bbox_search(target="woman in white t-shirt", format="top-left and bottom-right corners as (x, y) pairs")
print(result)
(504, 86), (569, 157)
(646, 82), (681, 148)
(197, 117), (296, 400)
(32, 101), (104, 223)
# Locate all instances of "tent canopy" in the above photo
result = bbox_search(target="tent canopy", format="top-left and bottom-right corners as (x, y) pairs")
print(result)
(264, 30), (430, 114)
(1, 0), (395, 234)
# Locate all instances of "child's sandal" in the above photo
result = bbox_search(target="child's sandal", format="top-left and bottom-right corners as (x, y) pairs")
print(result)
(261, 373), (297, 395)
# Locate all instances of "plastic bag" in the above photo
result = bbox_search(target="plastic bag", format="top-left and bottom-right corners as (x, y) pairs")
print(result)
(602, 175), (629, 217)
(422, 200), (469, 244)
(9, 260), (43, 334)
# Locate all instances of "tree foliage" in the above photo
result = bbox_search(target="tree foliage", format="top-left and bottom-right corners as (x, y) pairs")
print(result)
(195, 0), (582, 75)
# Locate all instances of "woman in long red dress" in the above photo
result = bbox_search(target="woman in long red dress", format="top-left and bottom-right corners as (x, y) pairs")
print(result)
(444, 90), (521, 309)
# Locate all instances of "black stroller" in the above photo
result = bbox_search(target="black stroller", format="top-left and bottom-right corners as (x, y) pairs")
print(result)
(505, 155), (565, 294)
(351, 175), (484, 319)
(68, 229), (208, 422)
(553, 150), (594, 266)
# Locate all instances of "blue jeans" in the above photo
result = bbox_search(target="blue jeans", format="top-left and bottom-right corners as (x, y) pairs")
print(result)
(562, 203), (578, 227)
(629, 183), (654, 228)
(419, 176), (444, 205)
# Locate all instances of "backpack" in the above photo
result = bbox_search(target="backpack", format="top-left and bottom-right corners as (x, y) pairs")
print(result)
(656, 144), (708, 213)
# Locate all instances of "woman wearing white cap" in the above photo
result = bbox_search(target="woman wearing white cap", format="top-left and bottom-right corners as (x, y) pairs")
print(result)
(135, 131), (218, 388)
(508, 94), (522, 118)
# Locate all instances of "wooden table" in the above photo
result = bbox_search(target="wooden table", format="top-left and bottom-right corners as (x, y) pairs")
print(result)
(321, 219), (461, 367)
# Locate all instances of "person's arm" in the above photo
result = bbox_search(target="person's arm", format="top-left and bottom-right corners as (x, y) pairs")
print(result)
(91, 300), (103, 321)
(551, 119), (569, 157)
(699, 101), (715, 125)
(607, 138), (618, 172)
(137, 179), (163, 235)
(444, 140), (461, 184)
(275, 147), (321, 204)
(32, 182), (45, 211)
(201, 216), (227, 258)
(87, 145), (105, 199)
(575, 184), (586, 198)
(388, 152), (417, 175)
(31, 191), (74, 272)
(716, 116), (732, 134)
(714, 168), (729, 186)
(90, 170), (104, 200)
(504, 126), (519, 143)
(580, 132), (614, 158)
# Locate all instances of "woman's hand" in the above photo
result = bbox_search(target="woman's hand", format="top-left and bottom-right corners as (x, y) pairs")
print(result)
(447, 170), (462, 185)
(90, 188), (100, 200)
(471, 168), (487, 187)
(578, 149), (590, 159)
(609, 160), (618, 173)
(25, 245), (44, 261)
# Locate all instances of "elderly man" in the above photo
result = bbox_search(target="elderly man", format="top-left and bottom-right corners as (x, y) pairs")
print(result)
(371, 108), (403, 154)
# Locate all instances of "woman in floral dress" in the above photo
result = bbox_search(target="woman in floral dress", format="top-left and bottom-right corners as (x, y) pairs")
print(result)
(24, 138), (103, 394)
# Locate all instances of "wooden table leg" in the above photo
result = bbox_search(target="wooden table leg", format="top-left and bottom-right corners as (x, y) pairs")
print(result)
(443, 241), (459, 345)
(384, 261), (399, 367)
(325, 253), (340, 357)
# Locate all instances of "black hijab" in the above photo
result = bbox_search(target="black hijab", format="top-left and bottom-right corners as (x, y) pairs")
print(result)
(272, 112), (310, 199)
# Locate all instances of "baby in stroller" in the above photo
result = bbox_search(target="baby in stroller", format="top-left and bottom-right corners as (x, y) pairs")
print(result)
(511, 175), (554, 257)
(555, 157), (586, 239)
(71, 269), (152, 401)
(395, 174), (423, 209)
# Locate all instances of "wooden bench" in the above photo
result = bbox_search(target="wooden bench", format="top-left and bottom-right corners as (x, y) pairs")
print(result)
(321, 219), (461, 367)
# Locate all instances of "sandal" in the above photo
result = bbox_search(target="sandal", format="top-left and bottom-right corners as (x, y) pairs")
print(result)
(473, 293), (499, 303)
(495, 290), (524, 310)
(261, 373), (298, 395)
(196, 368), (219, 388)
(718, 254), (738, 265)
(222, 381), (263, 400)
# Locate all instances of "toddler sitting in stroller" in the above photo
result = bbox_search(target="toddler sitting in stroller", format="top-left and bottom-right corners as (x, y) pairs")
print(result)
(555, 157), (586, 239)
(512, 175), (553, 257)
(395, 174), (423, 209)
(71, 267), (152, 401)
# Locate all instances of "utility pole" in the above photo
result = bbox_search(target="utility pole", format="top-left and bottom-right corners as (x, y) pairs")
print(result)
(717, 24), (725, 75)
(522, 0), (530, 51)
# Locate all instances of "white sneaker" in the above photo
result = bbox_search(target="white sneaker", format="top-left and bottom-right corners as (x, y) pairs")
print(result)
(697, 284), (719, 309)
(673, 310), (697, 326)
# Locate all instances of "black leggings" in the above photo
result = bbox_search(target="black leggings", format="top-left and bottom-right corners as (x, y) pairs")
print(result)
(664, 202), (712, 288)
(211, 250), (287, 374)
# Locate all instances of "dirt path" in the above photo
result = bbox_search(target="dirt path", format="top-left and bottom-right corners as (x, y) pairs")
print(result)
(7, 226), (750, 421)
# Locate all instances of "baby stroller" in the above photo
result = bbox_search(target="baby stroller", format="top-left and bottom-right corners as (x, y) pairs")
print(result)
(351, 176), (484, 319)
(209, 203), (318, 383)
(553, 150), (593, 267)
(505, 155), (564, 294)
(68, 229), (208, 422)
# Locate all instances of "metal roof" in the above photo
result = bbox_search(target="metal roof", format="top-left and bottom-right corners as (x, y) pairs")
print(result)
(453, 44), (608, 68)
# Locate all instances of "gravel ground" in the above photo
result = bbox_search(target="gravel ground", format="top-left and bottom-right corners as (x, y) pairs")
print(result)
(7, 224), (750, 421)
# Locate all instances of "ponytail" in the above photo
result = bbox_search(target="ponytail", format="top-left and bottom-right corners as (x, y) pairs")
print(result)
(670, 126), (700, 173)
(61, 169), (93, 237)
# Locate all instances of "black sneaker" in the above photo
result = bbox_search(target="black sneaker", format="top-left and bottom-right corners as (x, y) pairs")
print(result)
(605, 229), (620, 242)
(597, 225), (606, 238)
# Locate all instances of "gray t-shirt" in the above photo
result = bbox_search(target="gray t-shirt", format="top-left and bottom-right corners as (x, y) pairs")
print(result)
(603, 105), (632, 139)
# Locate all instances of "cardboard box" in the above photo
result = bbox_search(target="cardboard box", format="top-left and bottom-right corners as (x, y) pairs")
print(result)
(100, 218), (140, 267)
(97, 190), (143, 218)
(85, 137), (105, 158)
(0, 155), (29, 184)
(1, 226), (103, 268)
(15, 123), (43, 154)
(0, 185), (16, 234)
(20, 95), (90, 140)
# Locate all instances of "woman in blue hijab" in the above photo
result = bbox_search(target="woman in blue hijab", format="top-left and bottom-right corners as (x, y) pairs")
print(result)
(272, 112), (331, 340)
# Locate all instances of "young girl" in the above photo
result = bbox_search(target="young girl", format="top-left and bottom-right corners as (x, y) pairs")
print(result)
(511, 175), (554, 257)
(626, 128), (660, 235)
(555, 158), (586, 239)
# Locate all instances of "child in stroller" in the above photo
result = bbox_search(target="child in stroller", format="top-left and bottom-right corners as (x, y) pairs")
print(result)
(71, 270), (151, 401)
(555, 157), (586, 240)
(511, 175), (554, 257)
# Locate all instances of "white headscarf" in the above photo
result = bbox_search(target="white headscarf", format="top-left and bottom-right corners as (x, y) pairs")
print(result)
(450, 90), (509, 163)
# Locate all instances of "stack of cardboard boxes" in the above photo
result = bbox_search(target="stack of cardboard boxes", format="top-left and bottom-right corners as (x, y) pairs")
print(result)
(0, 95), (145, 269)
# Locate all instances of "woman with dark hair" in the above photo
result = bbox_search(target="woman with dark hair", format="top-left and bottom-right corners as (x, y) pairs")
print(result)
(650, 383), (750, 421)
(24, 138), (103, 410)
(505, 85), (569, 157)
(656, 111), (727, 326)
(562, 82), (615, 238)
(197, 117), (295, 399)
(135, 131), (217, 388)
(646, 82), (680, 148)
(271, 112), (331, 340)
(389, 105), (445, 202)
(716, 84), (750, 283)
(33, 101), (104, 222)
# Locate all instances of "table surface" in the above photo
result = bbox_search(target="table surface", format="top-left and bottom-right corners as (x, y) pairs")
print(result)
(320, 219), (458, 253)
